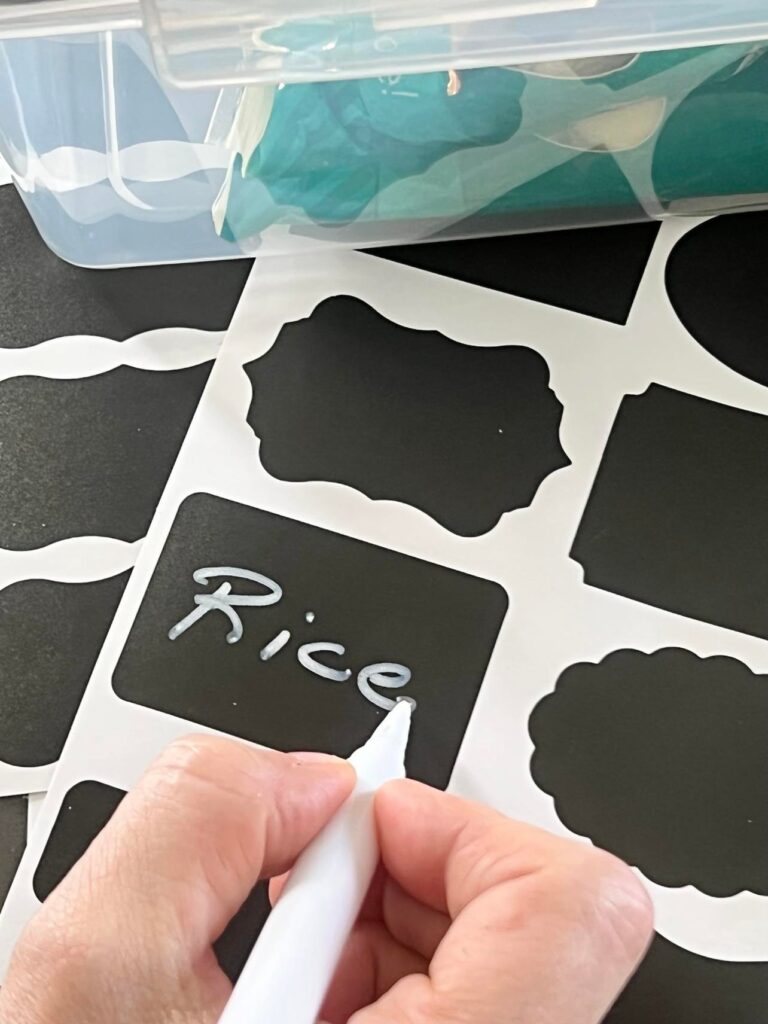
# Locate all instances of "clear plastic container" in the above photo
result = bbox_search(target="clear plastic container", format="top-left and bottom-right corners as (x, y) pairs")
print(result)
(0, 1), (767, 266)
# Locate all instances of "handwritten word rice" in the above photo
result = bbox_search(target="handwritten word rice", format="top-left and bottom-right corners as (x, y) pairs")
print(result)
(168, 567), (413, 711)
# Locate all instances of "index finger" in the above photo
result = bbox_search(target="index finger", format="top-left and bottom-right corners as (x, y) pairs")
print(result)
(369, 780), (653, 1024)
(375, 779), (584, 917)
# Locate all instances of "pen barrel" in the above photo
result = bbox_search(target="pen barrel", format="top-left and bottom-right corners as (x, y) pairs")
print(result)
(217, 783), (379, 1024)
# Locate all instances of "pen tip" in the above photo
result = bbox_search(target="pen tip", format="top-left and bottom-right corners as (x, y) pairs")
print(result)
(350, 698), (413, 781)
(373, 696), (413, 743)
(390, 696), (414, 727)
(380, 696), (413, 746)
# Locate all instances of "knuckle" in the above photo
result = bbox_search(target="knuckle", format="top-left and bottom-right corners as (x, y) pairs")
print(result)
(12, 912), (56, 968)
(450, 819), (524, 906)
(144, 734), (260, 807)
(13, 908), (92, 981)
(350, 976), (435, 1024)
(151, 733), (233, 782)
(561, 846), (654, 963)
(429, 988), (477, 1024)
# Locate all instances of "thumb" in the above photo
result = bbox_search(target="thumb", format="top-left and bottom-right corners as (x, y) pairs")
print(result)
(8, 736), (354, 1010)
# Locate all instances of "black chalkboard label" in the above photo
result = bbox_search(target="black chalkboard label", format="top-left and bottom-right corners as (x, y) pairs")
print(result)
(113, 494), (508, 789)
(0, 797), (27, 911)
(33, 781), (124, 904)
(379, 221), (659, 326)
(571, 384), (768, 641)
(530, 648), (768, 898)
(0, 364), (211, 550)
(0, 572), (131, 767)
(245, 297), (569, 538)
(666, 213), (768, 389)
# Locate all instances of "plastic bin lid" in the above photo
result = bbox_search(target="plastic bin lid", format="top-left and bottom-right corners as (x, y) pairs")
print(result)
(1, 0), (767, 86)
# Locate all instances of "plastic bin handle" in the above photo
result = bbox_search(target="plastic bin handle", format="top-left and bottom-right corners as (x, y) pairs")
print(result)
(0, 0), (140, 37)
(2, 0), (768, 91)
(141, 0), (768, 88)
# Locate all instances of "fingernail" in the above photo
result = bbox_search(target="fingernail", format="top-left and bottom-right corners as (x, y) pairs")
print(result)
(290, 751), (347, 766)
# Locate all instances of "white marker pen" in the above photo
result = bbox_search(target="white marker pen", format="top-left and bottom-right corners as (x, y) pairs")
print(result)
(217, 699), (414, 1024)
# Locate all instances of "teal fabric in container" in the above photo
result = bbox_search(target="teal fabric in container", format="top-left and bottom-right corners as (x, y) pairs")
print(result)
(218, 40), (768, 245)
(485, 44), (763, 223)
(653, 47), (768, 209)
(220, 67), (526, 241)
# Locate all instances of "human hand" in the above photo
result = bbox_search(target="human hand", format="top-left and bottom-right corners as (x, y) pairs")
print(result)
(312, 779), (653, 1024)
(0, 736), (653, 1024)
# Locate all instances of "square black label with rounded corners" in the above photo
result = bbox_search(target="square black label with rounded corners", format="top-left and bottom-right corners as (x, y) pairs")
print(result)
(0, 572), (131, 768)
(113, 494), (508, 789)
(571, 384), (768, 641)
